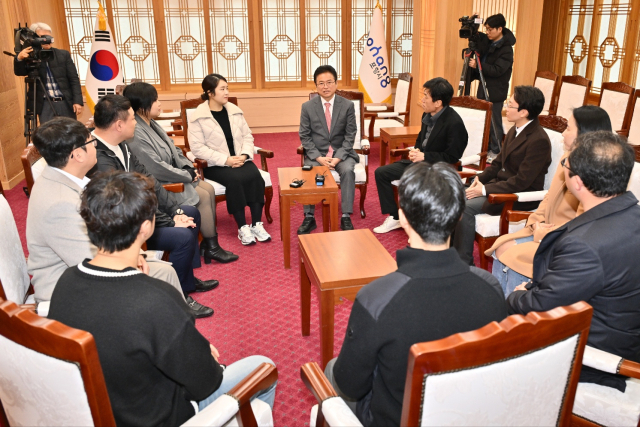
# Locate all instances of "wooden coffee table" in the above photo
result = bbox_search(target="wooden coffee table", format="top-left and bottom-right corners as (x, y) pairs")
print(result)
(278, 166), (340, 269)
(299, 229), (397, 368)
(380, 125), (421, 166)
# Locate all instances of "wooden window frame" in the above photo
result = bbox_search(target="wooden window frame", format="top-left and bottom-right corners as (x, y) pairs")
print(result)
(60, 0), (411, 91)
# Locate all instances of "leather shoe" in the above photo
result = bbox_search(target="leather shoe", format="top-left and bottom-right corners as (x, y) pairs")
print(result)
(186, 296), (214, 318)
(193, 277), (219, 292)
(340, 217), (354, 231)
(297, 217), (317, 235)
(204, 247), (239, 264)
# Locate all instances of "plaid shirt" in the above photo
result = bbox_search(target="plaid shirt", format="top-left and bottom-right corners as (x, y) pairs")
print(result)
(44, 63), (64, 99)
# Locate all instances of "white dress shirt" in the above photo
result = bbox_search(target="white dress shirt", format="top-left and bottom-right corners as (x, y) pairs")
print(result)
(51, 167), (91, 190)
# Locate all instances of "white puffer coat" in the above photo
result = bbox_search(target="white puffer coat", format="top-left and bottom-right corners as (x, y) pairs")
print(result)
(188, 101), (255, 167)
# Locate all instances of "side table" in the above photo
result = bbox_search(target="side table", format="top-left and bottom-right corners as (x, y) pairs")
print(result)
(278, 166), (340, 269)
(299, 229), (397, 368)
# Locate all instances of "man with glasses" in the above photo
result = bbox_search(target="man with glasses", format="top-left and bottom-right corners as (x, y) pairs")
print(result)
(451, 85), (551, 265)
(508, 131), (640, 393)
(298, 64), (359, 233)
(26, 117), (183, 311)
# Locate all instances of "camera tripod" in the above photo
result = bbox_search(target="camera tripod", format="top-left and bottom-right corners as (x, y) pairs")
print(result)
(458, 43), (501, 145)
(24, 66), (58, 146)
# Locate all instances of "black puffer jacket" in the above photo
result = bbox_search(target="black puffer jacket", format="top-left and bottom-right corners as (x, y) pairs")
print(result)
(14, 48), (83, 114)
(467, 28), (516, 103)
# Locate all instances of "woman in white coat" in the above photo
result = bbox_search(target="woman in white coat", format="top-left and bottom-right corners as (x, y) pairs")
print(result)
(189, 74), (271, 246)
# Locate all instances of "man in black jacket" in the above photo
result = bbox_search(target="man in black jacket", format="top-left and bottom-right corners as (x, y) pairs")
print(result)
(508, 131), (640, 393)
(88, 95), (217, 318)
(467, 13), (516, 155)
(329, 162), (507, 427)
(14, 22), (83, 123)
(373, 77), (468, 233)
(48, 170), (276, 426)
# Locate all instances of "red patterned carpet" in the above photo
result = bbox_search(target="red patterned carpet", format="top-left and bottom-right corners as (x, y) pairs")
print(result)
(3, 132), (489, 426)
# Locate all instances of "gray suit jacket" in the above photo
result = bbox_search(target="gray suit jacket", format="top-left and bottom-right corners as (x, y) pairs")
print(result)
(26, 166), (95, 303)
(127, 115), (199, 206)
(299, 94), (359, 162)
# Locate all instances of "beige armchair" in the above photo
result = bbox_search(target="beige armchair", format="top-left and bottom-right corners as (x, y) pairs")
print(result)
(0, 299), (279, 427)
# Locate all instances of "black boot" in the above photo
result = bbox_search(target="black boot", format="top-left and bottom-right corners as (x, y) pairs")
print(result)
(201, 236), (239, 264)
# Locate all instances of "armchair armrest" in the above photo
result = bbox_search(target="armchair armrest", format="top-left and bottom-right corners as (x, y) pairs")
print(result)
(458, 171), (478, 180)
(254, 146), (274, 172)
(166, 130), (183, 137)
(365, 103), (392, 112)
(583, 346), (640, 379)
(163, 183), (184, 193)
(505, 210), (533, 223)
(616, 129), (629, 137)
(301, 362), (363, 427)
(301, 362), (337, 402)
(488, 192), (545, 236)
(390, 148), (410, 160)
(514, 190), (547, 203)
(377, 112), (400, 118)
(487, 193), (519, 204)
(183, 363), (278, 427)
(255, 148), (274, 158)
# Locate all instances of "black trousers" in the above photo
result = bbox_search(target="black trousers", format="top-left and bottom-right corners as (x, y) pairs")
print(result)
(375, 160), (411, 218)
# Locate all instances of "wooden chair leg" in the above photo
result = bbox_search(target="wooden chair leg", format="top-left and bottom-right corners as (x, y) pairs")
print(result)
(475, 235), (497, 271)
(393, 185), (399, 208)
(264, 186), (274, 224)
(358, 184), (367, 218)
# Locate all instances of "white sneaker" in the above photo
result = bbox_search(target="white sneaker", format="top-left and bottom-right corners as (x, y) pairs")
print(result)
(238, 225), (256, 245)
(373, 216), (402, 234)
(251, 222), (272, 242)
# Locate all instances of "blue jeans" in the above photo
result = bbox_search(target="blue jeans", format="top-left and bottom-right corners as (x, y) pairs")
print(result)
(492, 236), (533, 297)
(198, 356), (277, 411)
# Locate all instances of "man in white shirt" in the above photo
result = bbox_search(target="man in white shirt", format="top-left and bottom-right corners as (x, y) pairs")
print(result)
(26, 117), (183, 307)
(451, 85), (552, 265)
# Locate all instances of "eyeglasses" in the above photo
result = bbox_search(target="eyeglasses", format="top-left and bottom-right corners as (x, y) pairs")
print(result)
(506, 103), (519, 110)
(316, 81), (335, 88)
(560, 157), (574, 174)
(78, 138), (98, 149)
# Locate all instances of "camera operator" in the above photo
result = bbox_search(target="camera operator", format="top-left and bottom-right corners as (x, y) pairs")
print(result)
(14, 23), (83, 124)
(467, 13), (516, 157)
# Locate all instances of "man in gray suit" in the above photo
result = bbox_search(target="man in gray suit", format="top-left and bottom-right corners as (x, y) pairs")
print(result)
(298, 65), (359, 233)
(26, 118), (188, 310)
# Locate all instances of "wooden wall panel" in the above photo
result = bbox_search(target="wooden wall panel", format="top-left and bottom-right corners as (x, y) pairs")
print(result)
(512, 0), (544, 88)
(0, 0), (31, 188)
(410, 0), (473, 126)
(537, 0), (565, 74)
